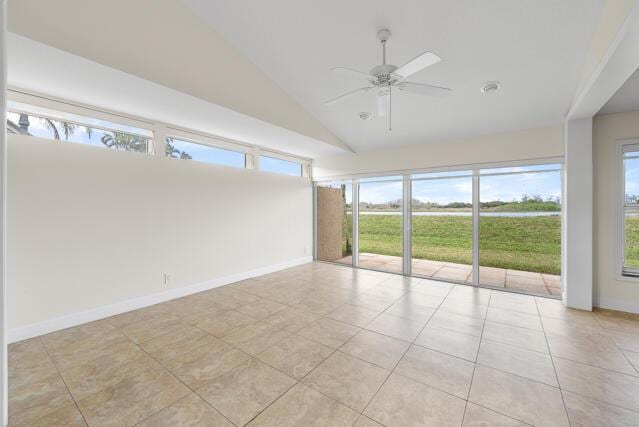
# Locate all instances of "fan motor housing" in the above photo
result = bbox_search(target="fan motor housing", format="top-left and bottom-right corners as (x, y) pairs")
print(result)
(370, 64), (398, 85)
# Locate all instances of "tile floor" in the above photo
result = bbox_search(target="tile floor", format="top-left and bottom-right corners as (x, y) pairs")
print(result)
(9, 262), (639, 426)
(338, 253), (561, 296)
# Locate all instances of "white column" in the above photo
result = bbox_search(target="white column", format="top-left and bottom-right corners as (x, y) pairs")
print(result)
(563, 118), (593, 310)
(1, 1), (7, 424)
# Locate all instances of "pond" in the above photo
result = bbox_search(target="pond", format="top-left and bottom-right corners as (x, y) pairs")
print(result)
(358, 211), (561, 217)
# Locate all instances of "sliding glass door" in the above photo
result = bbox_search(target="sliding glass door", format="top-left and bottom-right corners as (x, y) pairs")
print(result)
(411, 172), (473, 282)
(315, 162), (563, 298)
(479, 165), (562, 295)
(358, 177), (403, 273)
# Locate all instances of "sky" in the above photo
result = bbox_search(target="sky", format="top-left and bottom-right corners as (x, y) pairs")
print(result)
(170, 138), (245, 168)
(351, 168), (563, 205)
(625, 157), (639, 201)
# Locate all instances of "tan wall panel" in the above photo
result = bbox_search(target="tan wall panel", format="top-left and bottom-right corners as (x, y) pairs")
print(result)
(316, 187), (344, 261)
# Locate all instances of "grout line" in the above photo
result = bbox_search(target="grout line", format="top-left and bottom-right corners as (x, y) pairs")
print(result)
(131, 329), (241, 426)
(536, 296), (572, 427)
(33, 336), (92, 427)
(133, 392), (236, 427)
(465, 401), (536, 427)
(462, 287), (491, 425)
(358, 281), (456, 418)
(239, 379), (299, 426)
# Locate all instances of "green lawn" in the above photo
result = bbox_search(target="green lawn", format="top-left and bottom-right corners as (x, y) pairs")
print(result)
(626, 217), (639, 268)
(353, 214), (562, 274)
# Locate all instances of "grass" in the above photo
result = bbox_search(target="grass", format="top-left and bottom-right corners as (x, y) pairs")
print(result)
(626, 217), (639, 267)
(486, 200), (560, 212)
(349, 214), (562, 274)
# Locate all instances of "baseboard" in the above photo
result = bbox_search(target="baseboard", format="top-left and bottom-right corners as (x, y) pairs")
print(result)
(8, 256), (313, 343)
(594, 297), (639, 315)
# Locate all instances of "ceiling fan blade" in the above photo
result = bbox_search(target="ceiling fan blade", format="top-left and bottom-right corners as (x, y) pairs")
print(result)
(331, 67), (374, 81)
(394, 52), (441, 79)
(324, 86), (373, 106)
(397, 81), (451, 97)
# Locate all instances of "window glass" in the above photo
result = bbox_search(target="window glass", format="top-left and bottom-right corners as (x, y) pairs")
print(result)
(166, 137), (245, 168)
(260, 155), (302, 176)
(624, 155), (639, 272)
(411, 176), (473, 282)
(479, 170), (562, 295)
(358, 180), (403, 274)
(7, 103), (151, 153)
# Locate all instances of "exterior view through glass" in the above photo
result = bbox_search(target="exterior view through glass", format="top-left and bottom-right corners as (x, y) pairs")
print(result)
(411, 174), (473, 283)
(315, 162), (563, 298)
(358, 178), (403, 274)
(623, 150), (639, 274)
(479, 166), (562, 296)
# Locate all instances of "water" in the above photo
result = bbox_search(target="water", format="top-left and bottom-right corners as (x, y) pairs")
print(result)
(358, 211), (560, 217)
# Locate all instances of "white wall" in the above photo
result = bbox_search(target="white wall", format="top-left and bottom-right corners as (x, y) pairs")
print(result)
(7, 135), (312, 332)
(593, 110), (639, 313)
(313, 124), (564, 179)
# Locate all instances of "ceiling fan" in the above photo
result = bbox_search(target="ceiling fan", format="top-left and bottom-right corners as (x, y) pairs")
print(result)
(325, 29), (451, 130)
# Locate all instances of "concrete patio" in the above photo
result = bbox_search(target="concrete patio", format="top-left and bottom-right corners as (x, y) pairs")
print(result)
(337, 253), (561, 296)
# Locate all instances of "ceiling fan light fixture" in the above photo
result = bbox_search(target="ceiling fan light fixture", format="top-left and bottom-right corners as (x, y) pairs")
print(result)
(481, 81), (501, 94)
(325, 28), (452, 130)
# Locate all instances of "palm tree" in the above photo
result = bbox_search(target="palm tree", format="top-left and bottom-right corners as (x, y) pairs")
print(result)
(41, 118), (79, 140)
(165, 137), (192, 159)
(10, 112), (93, 141)
(100, 131), (148, 152)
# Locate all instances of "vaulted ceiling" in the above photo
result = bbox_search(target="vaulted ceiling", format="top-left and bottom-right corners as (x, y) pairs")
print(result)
(186, 0), (604, 152)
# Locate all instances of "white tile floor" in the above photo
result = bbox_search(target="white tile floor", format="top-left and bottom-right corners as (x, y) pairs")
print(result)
(9, 261), (639, 426)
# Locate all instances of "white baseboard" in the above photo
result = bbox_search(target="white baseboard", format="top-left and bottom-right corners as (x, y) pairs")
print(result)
(594, 297), (639, 315)
(9, 256), (313, 343)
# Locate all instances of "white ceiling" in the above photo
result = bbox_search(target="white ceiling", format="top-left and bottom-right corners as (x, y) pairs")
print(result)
(186, 0), (603, 153)
(598, 68), (639, 115)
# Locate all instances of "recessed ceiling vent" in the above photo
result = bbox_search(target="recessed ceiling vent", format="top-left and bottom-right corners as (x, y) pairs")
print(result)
(481, 81), (501, 94)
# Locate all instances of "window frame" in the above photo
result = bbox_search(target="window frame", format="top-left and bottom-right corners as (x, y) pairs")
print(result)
(258, 151), (310, 178)
(7, 89), (312, 177)
(164, 131), (247, 169)
(616, 138), (639, 281)
(8, 90), (154, 137)
(7, 102), (154, 155)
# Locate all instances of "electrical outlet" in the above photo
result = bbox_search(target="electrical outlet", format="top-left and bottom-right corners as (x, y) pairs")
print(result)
(163, 273), (172, 285)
